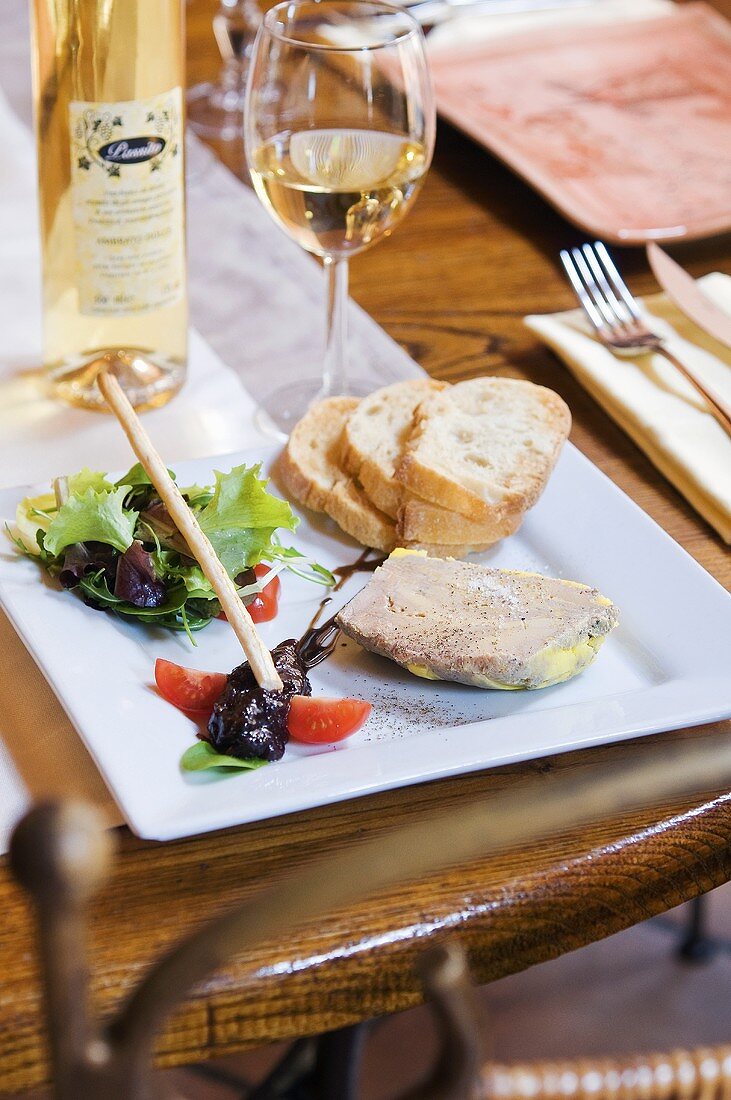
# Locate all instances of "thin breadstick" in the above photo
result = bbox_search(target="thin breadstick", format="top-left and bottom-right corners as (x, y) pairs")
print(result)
(98, 371), (283, 692)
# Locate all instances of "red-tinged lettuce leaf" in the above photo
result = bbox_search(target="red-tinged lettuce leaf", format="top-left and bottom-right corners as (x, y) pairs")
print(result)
(138, 500), (191, 555)
(114, 541), (166, 608)
(77, 569), (190, 622)
(59, 541), (118, 590)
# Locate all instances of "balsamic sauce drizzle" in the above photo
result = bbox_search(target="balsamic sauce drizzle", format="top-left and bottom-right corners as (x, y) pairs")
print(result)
(296, 549), (385, 669)
(297, 611), (340, 669)
(331, 548), (386, 589)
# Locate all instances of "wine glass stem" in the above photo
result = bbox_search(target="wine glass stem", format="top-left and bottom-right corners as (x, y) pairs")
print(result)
(322, 255), (348, 397)
(213, 0), (260, 90)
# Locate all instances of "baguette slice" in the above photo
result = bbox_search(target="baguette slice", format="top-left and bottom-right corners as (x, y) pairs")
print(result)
(341, 378), (447, 518)
(342, 378), (512, 545)
(275, 397), (397, 552)
(275, 396), (359, 513)
(397, 498), (522, 545)
(275, 397), (492, 558)
(395, 378), (571, 522)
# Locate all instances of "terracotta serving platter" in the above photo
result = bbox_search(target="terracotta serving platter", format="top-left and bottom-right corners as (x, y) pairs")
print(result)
(428, 3), (731, 244)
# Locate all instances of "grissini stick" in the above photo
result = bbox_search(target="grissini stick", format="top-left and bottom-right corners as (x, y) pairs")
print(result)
(97, 371), (283, 692)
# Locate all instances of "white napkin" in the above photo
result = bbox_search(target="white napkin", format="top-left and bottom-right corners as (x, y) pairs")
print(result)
(525, 275), (731, 543)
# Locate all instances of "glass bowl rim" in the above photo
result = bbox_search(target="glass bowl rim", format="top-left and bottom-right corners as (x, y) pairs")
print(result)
(261, 0), (422, 52)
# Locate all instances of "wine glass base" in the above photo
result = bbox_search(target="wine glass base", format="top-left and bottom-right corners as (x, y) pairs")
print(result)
(254, 377), (376, 440)
(187, 81), (247, 141)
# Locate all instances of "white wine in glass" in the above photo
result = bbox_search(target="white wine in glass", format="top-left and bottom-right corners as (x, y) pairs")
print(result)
(251, 129), (428, 254)
(245, 0), (435, 435)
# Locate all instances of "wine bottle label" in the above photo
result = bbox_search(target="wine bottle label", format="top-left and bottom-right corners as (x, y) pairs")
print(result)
(68, 88), (185, 316)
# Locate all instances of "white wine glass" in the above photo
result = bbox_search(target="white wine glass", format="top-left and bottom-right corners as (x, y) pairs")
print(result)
(244, 0), (435, 435)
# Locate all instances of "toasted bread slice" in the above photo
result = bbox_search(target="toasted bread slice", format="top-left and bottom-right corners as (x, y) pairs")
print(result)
(397, 498), (522, 545)
(275, 397), (493, 557)
(275, 397), (398, 552)
(395, 378), (571, 522)
(341, 378), (512, 545)
(341, 378), (447, 518)
(274, 396), (360, 513)
(336, 551), (619, 690)
(322, 480), (398, 553)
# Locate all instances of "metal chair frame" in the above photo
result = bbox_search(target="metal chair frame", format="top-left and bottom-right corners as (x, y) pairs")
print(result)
(9, 732), (731, 1099)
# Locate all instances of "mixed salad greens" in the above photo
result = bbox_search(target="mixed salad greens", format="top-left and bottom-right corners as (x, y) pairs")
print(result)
(10, 462), (332, 639)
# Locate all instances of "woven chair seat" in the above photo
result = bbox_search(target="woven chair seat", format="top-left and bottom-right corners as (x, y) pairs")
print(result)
(479, 1047), (731, 1100)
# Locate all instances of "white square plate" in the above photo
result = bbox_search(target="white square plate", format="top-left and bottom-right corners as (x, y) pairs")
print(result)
(1, 443), (730, 842)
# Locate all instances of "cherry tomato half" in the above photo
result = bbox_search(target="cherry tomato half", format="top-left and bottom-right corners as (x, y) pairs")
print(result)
(247, 564), (281, 623)
(218, 564), (281, 623)
(155, 658), (227, 716)
(287, 695), (372, 744)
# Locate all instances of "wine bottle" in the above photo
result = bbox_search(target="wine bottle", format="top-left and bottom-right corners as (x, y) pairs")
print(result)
(30, 0), (188, 411)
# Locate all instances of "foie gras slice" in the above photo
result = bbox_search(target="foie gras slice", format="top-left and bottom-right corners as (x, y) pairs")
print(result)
(335, 550), (619, 690)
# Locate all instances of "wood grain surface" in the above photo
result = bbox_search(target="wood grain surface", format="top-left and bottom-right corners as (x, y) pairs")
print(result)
(1, 1), (730, 1091)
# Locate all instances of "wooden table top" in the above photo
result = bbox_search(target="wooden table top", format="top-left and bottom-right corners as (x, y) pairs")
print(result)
(1, 2), (730, 1092)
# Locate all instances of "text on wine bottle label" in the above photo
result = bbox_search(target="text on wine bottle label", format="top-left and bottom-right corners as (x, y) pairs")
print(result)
(68, 87), (185, 317)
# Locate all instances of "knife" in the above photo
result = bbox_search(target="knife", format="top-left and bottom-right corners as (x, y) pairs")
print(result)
(646, 242), (731, 351)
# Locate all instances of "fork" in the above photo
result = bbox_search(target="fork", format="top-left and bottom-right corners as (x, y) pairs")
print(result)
(560, 242), (731, 437)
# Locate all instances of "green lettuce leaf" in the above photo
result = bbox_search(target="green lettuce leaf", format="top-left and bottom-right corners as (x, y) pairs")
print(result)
(197, 464), (297, 579)
(180, 483), (214, 509)
(115, 462), (177, 511)
(155, 555), (216, 600)
(43, 486), (138, 556)
(115, 462), (175, 488)
(180, 741), (268, 772)
(68, 468), (115, 496)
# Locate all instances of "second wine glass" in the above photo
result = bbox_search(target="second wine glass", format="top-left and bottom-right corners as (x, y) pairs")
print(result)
(244, 0), (435, 435)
